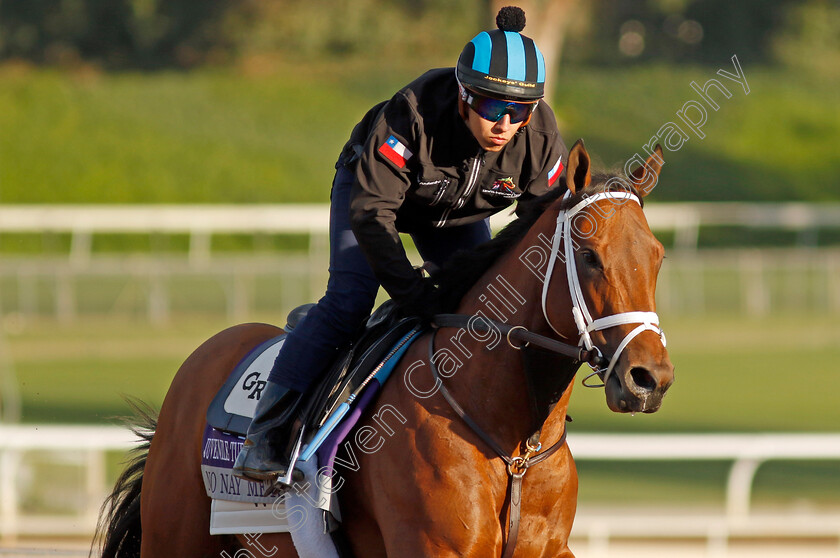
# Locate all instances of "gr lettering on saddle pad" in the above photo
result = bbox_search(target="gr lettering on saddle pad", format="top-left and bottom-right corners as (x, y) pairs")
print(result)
(241, 371), (267, 401)
(224, 339), (284, 416)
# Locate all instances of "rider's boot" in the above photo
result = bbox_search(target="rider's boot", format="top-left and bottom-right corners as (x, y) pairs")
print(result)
(232, 381), (306, 483)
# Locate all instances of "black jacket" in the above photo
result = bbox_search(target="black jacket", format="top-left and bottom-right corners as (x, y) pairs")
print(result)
(340, 68), (568, 306)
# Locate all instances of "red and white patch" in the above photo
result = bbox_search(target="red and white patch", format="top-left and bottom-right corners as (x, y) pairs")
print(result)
(378, 135), (413, 168)
(547, 156), (564, 187)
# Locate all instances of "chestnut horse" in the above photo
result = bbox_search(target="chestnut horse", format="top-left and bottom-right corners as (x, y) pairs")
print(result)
(95, 141), (673, 558)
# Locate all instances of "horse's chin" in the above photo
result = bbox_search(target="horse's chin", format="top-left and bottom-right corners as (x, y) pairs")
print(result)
(604, 372), (664, 414)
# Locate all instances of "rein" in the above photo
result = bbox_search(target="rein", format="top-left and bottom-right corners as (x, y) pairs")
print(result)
(431, 313), (608, 368)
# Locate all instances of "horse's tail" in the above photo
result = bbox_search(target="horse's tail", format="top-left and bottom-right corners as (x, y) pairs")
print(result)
(91, 400), (157, 558)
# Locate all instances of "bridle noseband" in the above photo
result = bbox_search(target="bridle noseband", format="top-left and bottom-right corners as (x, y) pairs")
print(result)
(542, 190), (667, 388)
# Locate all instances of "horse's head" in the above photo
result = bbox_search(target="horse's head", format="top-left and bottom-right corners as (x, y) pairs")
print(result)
(543, 140), (674, 413)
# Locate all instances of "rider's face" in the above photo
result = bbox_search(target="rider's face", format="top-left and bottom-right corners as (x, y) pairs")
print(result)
(464, 107), (523, 152)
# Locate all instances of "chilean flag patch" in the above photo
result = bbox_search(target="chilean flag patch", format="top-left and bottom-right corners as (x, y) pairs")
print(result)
(547, 156), (564, 187)
(378, 135), (413, 168)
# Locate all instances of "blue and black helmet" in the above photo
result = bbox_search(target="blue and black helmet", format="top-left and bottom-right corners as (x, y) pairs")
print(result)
(457, 6), (545, 101)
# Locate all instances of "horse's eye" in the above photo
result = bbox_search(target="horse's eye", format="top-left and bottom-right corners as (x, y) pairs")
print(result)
(581, 249), (600, 268)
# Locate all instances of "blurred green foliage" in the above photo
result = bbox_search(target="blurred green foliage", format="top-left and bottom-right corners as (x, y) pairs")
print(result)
(1, 0), (837, 68)
(0, 0), (229, 68)
(564, 0), (797, 65)
(0, 1), (837, 207)
(0, 59), (837, 205)
(0, 0), (480, 68)
(772, 0), (840, 78)
(222, 0), (480, 60)
(0, 62), (381, 203)
(553, 64), (840, 202)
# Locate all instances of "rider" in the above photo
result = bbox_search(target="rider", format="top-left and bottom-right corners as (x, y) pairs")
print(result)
(233, 6), (569, 484)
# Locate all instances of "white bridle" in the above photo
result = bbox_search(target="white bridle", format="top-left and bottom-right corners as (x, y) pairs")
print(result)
(541, 190), (667, 388)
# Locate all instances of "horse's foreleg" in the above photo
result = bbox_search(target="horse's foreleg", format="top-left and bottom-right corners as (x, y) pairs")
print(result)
(353, 427), (505, 556)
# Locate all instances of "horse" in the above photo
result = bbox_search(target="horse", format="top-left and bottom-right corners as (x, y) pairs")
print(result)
(94, 140), (674, 558)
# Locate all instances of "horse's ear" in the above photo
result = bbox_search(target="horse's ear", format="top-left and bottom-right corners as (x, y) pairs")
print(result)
(629, 144), (664, 198)
(565, 139), (591, 196)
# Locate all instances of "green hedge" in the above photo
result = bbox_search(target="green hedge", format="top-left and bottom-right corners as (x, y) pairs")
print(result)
(1, 61), (837, 205)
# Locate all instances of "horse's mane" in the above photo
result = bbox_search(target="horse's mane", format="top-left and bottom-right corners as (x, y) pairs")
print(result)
(433, 172), (641, 311)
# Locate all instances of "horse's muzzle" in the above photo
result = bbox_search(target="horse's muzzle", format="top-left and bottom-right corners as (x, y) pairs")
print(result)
(604, 361), (673, 413)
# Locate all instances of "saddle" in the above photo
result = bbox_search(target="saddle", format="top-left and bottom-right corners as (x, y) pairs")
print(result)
(206, 300), (421, 445)
(201, 303), (421, 549)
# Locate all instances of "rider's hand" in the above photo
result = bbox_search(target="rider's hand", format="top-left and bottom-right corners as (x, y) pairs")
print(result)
(396, 274), (444, 325)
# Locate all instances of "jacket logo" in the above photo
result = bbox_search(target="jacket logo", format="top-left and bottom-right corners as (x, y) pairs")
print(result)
(482, 177), (520, 199)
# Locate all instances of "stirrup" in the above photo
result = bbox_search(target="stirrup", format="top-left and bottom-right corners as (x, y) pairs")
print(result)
(259, 468), (305, 498)
(278, 425), (307, 486)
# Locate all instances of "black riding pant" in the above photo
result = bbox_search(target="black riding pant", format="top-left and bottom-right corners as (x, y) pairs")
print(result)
(267, 165), (491, 392)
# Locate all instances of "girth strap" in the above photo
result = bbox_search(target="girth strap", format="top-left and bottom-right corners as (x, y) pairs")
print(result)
(426, 330), (567, 558)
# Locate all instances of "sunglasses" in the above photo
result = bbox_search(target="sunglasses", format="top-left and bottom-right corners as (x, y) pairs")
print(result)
(463, 89), (538, 124)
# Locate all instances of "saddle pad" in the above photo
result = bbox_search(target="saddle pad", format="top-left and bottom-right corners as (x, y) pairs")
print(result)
(202, 326), (420, 499)
(202, 425), (337, 510)
(203, 327), (421, 558)
(206, 335), (286, 435)
(201, 325), (421, 504)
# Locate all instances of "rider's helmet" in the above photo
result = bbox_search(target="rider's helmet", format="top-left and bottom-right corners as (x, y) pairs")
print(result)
(456, 6), (545, 102)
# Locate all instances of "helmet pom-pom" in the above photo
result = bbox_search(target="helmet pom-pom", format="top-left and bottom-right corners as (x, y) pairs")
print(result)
(496, 6), (526, 32)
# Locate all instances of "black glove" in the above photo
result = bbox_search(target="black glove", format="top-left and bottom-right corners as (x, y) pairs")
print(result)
(395, 275), (444, 325)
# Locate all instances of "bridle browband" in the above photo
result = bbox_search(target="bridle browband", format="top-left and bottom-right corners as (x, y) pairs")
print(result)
(426, 188), (667, 557)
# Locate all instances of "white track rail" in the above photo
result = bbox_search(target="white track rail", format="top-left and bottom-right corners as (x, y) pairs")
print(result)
(1, 426), (839, 545)
(1, 203), (839, 262)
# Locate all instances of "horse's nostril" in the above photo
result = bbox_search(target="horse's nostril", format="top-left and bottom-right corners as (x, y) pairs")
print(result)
(630, 367), (657, 392)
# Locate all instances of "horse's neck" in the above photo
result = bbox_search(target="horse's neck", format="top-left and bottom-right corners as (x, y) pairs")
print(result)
(443, 209), (577, 452)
